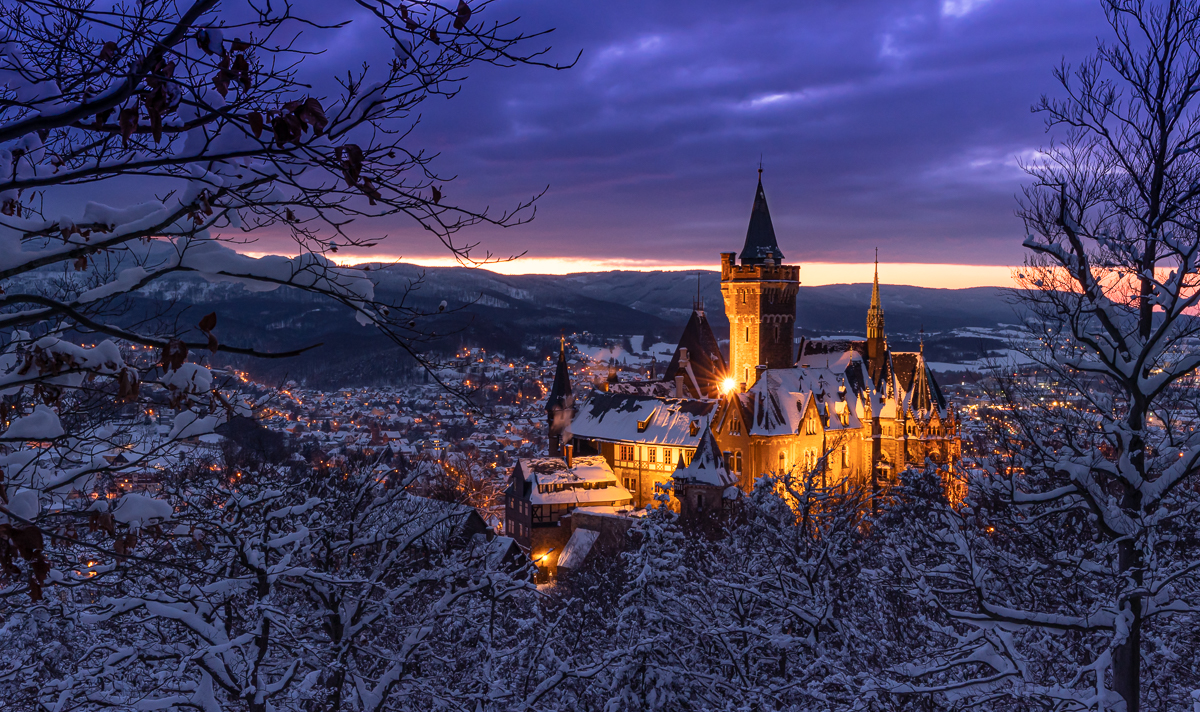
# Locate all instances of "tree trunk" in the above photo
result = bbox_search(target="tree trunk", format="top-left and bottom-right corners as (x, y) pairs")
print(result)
(1112, 515), (1144, 712)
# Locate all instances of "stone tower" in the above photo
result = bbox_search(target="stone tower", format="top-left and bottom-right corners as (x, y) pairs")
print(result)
(720, 171), (800, 388)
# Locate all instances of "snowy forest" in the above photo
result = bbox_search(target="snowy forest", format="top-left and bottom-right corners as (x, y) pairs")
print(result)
(2, 1), (1200, 710)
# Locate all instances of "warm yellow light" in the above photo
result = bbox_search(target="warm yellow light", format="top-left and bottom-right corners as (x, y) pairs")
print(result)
(721, 377), (737, 394)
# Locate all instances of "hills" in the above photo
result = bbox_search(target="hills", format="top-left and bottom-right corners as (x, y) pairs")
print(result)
(107, 263), (1022, 387)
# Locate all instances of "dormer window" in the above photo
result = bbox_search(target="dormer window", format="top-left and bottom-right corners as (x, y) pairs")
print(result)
(637, 408), (657, 433)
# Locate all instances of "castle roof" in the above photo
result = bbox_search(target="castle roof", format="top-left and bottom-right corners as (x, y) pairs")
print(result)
(570, 394), (714, 446)
(663, 308), (728, 398)
(739, 175), (786, 266)
(741, 357), (867, 438)
(888, 352), (948, 414)
(673, 425), (736, 487)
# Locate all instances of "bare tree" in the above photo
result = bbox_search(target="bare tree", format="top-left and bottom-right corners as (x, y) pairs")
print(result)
(892, 3), (1200, 710)
(0, 2), (570, 707)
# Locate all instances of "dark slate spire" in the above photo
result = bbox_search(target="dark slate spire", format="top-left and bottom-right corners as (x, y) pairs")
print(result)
(664, 308), (728, 398)
(546, 336), (573, 414)
(546, 337), (574, 456)
(739, 169), (785, 266)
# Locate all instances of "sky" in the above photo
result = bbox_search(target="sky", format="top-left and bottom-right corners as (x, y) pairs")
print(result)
(269, 0), (1111, 285)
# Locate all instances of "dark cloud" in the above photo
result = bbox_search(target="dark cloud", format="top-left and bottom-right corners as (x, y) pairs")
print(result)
(285, 0), (1110, 265)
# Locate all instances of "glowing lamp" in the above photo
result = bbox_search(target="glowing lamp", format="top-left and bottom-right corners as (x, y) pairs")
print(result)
(721, 377), (737, 394)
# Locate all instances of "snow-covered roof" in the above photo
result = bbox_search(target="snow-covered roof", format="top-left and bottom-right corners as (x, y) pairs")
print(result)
(557, 528), (599, 570)
(673, 426), (736, 488)
(531, 485), (633, 506)
(570, 394), (714, 446)
(512, 456), (633, 507)
(523, 456), (613, 486)
(743, 363), (864, 437)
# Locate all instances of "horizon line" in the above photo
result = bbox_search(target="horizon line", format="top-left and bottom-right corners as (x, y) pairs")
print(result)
(333, 255), (1018, 289)
(237, 251), (1019, 289)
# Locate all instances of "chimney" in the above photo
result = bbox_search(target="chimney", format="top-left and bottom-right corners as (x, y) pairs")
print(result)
(755, 365), (767, 385)
(564, 442), (573, 468)
(675, 375), (686, 398)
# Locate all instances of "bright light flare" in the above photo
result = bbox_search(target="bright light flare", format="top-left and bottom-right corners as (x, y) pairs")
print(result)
(721, 377), (737, 395)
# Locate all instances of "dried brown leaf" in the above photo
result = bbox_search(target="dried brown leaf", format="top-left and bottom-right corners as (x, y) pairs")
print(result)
(454, 1), (472, 30)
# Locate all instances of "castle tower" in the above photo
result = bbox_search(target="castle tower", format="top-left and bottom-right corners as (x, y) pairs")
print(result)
(720, 170), (800, 388)
(546, 338), (574, 456)
(866, 251), (886, 368)
(864, 250), (892, 386)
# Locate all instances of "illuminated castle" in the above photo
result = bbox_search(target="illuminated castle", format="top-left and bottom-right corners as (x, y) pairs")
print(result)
(510, 171), (961, 542)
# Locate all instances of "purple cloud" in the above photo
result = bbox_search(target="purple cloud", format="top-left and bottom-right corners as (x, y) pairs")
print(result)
(264, 0), (1111, 268)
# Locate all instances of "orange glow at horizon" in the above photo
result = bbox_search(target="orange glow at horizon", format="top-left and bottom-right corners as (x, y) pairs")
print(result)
(238, 251), (1019, 290)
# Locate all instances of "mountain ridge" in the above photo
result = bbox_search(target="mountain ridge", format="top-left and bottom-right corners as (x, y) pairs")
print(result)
(99, 262), (1023, 387)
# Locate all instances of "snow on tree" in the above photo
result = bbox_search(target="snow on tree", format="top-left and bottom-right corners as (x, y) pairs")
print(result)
(0, 1), (570, 709)
(886, 3), (1200, 709)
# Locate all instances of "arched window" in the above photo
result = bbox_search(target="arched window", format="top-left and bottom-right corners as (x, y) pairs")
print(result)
(841, 444), (849, 468)
(779, 451), (787, 471)
(734, 451), (743, 472)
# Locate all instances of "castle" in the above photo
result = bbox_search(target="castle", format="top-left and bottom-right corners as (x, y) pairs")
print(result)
(506, 172), (960, 552)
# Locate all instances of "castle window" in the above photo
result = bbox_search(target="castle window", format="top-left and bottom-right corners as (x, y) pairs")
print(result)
(663, 448), (673, 466)
(841, 445), (849, 467)
(734, 451), (743, 472)
(697, 494), (705, 511)
(731, 418), (741, 436)
(648, 448), (657, 464)
(779, 452), (787, 471)
(745, 326), (750, 343)
(619, 444), (635, 461)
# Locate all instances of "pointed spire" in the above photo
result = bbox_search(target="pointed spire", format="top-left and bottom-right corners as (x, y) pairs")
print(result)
(866, 251), (888, 381)
(665, 308), (728, 398)
(867, 250), (885, 338)
(870, 248), (882, 313)
(546, 337), (573, 414)
(739, 167), (785, 266)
